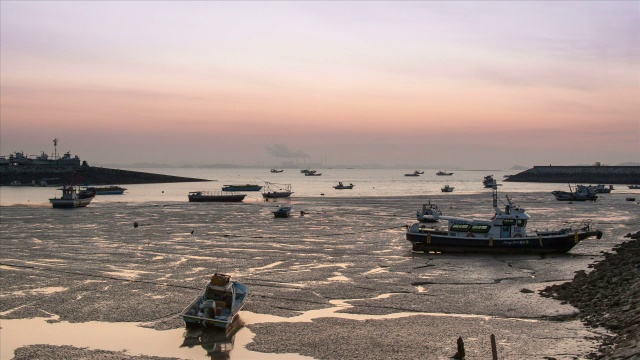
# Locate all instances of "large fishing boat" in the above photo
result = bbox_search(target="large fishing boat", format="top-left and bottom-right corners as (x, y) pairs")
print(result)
(406, 188), (602, 254)
(551, 184), (598, 201)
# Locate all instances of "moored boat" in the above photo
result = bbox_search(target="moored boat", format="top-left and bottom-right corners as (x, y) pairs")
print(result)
(482, 175), (498, 188)
(592, 184), (613, 194)
(551, 184), (598, 201)
(416, 201), (442, 223)
(84, 185), (127, 195)
(270, 169), (284, 173)
(405, 170), (423, 177)
(49, 186), (96, 208)
(436, 171), (453, 176)
(181, 273), (249, 329)
(188, 191), (246, 202)
(333, 182), (354, 190)
(262, 182), (293, 199)
(629, 185), (640, 190)
(441, 184), (454, 192)
(406, 188), (602, 254)
(304, 172), (322, 176)
(221, 184), (262, 192)
(273, 205), (292, 218)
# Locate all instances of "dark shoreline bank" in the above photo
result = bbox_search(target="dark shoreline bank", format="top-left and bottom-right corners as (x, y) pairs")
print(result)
(541, 232), (640, 359)
(0, 165), (211, 186)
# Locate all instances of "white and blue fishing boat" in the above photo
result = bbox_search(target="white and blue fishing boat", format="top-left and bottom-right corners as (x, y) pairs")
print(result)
(181, 274), (249, 329)
(406, 188), (602, 254)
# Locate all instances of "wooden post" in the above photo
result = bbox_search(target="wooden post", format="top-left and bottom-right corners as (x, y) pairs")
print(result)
(490, 334), (498, 360)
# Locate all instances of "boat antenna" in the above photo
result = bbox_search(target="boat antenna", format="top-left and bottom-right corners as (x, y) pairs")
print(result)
(492, 186), (499, 209)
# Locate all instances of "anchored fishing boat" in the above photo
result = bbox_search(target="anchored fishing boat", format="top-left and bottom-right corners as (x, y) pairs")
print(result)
(416, 201), (442, 223)
(273, 205), (292, 218)
(221, 184), (262, 192)
(333, 182), (354, 190)
(188, 191), (246, 202)
(84, 185), (127, 195)
(270, 168), (284, 173)
(406, 188), (602, 254)
(441, 184), (454, 193)
(262, 182), (293, 199)
(49, 186), (96, 208)
(181, 274), (249, 329)
(436, 171), (453, 176)
(405, 170), (423, 177)
(482, 175), (498, 188)
(551, 184), (598, 201)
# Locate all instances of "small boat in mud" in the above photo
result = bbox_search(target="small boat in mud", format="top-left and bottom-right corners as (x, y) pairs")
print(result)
(436, 171), (453, 176)
(441, 184), (454, 193)
(49, 186), (96, 208)
(181, 274), (249, 329)
(406, 188), (602, 254)
(333, 182), (354, 190)
(270, 169), (284, 173)
(273, 205), (292, 218)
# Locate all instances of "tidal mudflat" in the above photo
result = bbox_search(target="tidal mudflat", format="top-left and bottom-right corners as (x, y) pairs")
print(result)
(1, 192), (637, 359)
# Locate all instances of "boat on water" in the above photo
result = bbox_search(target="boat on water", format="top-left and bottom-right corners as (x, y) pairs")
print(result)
(551, 184), (598, 202)
(221, 184), (262, 192)
(300, 169), (317, 174)
(188, 191), (246, 202)
(262, 182), (293, 199)
(273, 205), (292, 218)
(436, 171), (453, 176)
(592, 184), (613, 194)
(416, 201), (442, 223)
(405, 170), (423, 177)
(334, 182), (354, 190)
(629, 185), (640, 189)
(49, 186), (96, 208)
(482, 175), (498, 188)
(406, 188), (602, 254)
(181, 274), (249, 329)
(304, 172), (322, 176)
(84, 185), (127, 195)
(270, 169), (284, 173)
(441, 184), (454, 192)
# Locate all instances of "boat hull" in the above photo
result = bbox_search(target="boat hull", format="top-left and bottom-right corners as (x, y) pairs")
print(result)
(406, 230), (602, 254)
(222, 186), (262, 191)
(189, 195), (246, 202)
(262, 192), (292, 199)
(50, 198), (93, 208)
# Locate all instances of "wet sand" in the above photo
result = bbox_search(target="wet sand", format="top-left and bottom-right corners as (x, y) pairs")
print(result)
(1, 192), (637, 359)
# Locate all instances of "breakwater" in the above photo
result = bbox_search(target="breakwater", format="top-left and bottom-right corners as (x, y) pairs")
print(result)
(505, 166), (640, 184)
(0, 165), (211, 186)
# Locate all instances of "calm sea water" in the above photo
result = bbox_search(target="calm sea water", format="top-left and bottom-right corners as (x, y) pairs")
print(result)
(0, 167), (621, 206)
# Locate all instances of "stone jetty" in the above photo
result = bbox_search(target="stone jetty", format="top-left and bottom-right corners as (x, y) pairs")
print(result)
(0, 164), (211, 186)
(506, 166), (640, 184)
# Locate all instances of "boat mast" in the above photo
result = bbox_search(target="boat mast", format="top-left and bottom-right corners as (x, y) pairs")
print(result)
(53, 138), (58, 160)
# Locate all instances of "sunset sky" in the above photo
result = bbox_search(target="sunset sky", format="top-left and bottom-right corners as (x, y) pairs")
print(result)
(1, 1), (638, 168)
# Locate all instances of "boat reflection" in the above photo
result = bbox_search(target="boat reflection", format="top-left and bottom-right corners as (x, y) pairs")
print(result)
(181, 317), (244, 360)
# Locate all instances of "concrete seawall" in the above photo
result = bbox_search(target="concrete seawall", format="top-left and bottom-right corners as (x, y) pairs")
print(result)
(0, 165), (211, 185)
(505, 166), (640, 184)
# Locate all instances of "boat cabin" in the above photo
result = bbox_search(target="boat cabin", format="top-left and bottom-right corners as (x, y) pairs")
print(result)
(439, 191), (530, 239)
(203, 274), (236, 317)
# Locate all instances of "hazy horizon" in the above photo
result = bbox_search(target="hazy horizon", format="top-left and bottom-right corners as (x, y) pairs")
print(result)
(1, 1), (638, 169)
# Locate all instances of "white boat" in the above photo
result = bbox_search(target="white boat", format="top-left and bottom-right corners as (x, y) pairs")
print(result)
(181, 274), (249, 329)
(49, 186), (95, 208)
(551, 184), (598, 201)
(333, 182), (354, 190)
(441, 184), (454, 192)
(407, 188), (602, 254)
(416, 201), (442, 223)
